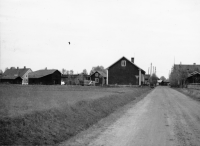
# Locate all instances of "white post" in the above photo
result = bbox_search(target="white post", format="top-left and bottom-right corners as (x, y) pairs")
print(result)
(139, 69), (141, 86)
(106, 69), (108, 85)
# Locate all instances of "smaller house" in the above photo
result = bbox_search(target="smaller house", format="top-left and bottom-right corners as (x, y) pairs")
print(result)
(1, 67), (32, 84)
(90, 71), (107, 86)
(186, 71), (200, 84)
(29, 69), (61, 85)
(144, 74), (150, 85)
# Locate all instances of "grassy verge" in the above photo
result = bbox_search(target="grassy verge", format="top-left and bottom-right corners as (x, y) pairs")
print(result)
(175, 88), (200, 101)
(0, 87), (150, 145)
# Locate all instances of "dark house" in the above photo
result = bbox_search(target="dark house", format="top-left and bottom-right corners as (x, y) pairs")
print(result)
(29, 69), (61, 85)
(61, 74), (90, 85)
(186, 71), (200, 84)
(1, 67), (31, 84)
(106, 56), (145, 85)
(90, 71), (107, 86)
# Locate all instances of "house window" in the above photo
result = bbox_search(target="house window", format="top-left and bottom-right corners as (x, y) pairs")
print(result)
(95, 73), (99, 77)
(121, 60), (126, 67)
(95, 78), (99, 83)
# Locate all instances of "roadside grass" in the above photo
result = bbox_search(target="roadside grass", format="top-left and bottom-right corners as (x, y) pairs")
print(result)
(175, 88), (200, 101)
(0, 85), (128, 118)
(0, 85), (150, 145)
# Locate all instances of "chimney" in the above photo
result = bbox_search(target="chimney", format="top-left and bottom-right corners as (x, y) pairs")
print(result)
(24, 66), (26, 69)
(17, 67), (19, 69)
(131, 57), (134, 63)
(193, 63), (196, 65)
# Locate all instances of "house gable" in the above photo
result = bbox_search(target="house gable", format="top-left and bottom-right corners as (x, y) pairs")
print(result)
(107, 56), (146, 85)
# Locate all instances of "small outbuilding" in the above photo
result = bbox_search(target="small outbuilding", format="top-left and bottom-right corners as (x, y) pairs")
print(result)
(28, 69), (61, 85)
(90, 71), (107, 86)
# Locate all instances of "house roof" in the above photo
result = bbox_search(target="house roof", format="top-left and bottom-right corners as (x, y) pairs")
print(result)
(106, 56), (145, 73)
(2, 68), (31, 79)
(90, 71), (107, 78)
(29, 69), (60, 78)
(174, 64), (200, 73)
(1, 75), (22, 80)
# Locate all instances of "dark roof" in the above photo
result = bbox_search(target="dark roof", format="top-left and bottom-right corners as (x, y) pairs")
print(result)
(1, 75), (22, 80)
(174, 64), (200, 73)
(90, 71), (107, 78)
(29, 69), (60, 78)
(2, 68), (31, 79)
(188, 71), (200, 78)
(106, 56), (145, 73)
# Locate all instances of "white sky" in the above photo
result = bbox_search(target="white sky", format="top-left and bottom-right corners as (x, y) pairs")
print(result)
(0, 0), (200, 78)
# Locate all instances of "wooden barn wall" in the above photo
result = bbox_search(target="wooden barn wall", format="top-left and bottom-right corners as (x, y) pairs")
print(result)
(108, 58), (139, 85)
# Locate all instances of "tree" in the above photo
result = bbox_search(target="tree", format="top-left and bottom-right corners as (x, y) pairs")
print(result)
(82, 69), (88, 75)
(149, 73), (158, 85)
(90, 66), (106, 75)
(0, 69), (3, 75)
(160, 76), (166, 81)
(169, 65), (188, 87)
(62, 68), (69, 75)
(70, 70), (74, 75)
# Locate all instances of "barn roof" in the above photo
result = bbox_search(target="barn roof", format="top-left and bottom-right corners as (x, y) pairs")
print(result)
(106, 56), (145, 73)
(29, 69), (60, 78)
(2, 68), (31, 79)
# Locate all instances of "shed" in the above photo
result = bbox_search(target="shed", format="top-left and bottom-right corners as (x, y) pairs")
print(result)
(90, 71), (107, 86)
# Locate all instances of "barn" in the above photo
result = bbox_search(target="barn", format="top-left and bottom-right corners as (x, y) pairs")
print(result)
(106, 56), (145, 85)
(90, 71), (107, 86)
(28, 69), (61, 85)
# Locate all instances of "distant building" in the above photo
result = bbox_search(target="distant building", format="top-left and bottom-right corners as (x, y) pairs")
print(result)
(28, 69), (61, 85)
(90, 71), (107, 86)
(173, 63), (200, 74)
(106, 56), (145, 85)
(144, 74), (150, 85)
(1, 67), (32, 84)
(61, 73), (90, 85)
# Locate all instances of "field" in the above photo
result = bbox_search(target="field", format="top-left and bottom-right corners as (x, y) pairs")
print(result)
(0, 85), (131, 118)
(0, 85), (151, 145)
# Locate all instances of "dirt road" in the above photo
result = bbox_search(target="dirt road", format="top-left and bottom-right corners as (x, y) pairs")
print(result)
(61, 87), (200, 146)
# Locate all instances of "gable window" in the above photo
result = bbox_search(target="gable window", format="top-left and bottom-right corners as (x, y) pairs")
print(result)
(95, 73), (99, 77)
(95, 78), (99, 83)
(121, 60), (126, 67)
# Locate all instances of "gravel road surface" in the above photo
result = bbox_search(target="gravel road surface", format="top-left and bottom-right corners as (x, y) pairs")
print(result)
(61, 87), (200, 146)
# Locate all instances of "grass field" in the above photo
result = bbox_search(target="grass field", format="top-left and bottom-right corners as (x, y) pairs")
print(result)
(0, 85), (151, 145)
(0, 85), (131, 118)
